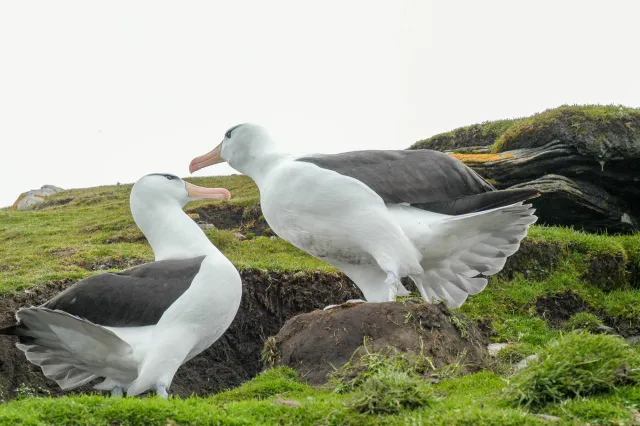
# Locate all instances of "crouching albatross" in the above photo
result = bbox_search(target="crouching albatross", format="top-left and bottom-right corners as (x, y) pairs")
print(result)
(189, 124), (539, 308)
(0, 173), (242, 398)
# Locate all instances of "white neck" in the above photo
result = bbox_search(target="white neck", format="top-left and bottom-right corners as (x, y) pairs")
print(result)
(130, 195), (221, 261)
(229, 148), (288, 189)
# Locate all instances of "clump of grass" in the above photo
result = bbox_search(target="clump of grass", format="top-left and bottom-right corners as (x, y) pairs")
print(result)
(328, 341), (434, 394)
(564, 312), (605, 333)
(447, 308), (471, 339)
(261, 336), (280, 368)
(505, 332), (640, 407)
(211, 367), (307, 404)
(497, 344), (529, 365)
(347, 368), (436, 414)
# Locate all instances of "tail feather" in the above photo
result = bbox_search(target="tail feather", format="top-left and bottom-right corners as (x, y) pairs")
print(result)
(13, 308), (137, 385)
(16, 343), (99, 390)
(402, 202), (537, 308)
(0, 325), (17, 335)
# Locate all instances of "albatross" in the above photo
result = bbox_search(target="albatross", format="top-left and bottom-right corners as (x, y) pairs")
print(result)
(0, 173), (242, 398)
(189, 124), (539, 309)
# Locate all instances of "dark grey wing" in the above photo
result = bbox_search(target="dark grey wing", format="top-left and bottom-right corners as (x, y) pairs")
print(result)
(296, 150), (539, 215)
(40, 256), (207, 327)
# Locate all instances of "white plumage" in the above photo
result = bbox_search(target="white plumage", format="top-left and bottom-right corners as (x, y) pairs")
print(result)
(190, 124), (538, 309)
(2, 174), (242, 398)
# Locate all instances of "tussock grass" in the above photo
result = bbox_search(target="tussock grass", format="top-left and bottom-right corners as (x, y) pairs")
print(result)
(505, 332), (640, 407)
(564, 312), (605, 332)
(347, 368), (436, 414)
(211, 367), (308, 404)
(327, 344), (435, 394)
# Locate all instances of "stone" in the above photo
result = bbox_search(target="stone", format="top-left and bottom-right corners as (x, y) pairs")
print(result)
(515, 354), (538, 371)
(273, 398), (300, 407)
(11, 185), (64, 211)
(534, 414), (562, 422)
(487, 343), (509, 357)
(625, 335), (640, 346)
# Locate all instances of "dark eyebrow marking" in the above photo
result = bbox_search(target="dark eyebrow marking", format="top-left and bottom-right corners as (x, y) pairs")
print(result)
(225, 124), (243, 139)
(148, 173), (179, 180)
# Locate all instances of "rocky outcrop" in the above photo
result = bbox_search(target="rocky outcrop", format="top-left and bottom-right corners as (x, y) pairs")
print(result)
(410, 105), (640, 234)
(11, 185), (64, 211)
(267, 301), (486, 385)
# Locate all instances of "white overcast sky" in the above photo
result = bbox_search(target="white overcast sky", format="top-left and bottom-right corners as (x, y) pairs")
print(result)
(1, 0), (639, 207)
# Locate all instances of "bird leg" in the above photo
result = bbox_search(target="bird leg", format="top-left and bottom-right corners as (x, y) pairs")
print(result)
(111, 386), (123, 398)
(156, 382), (169, 399)
(386, 272), (400, 301)
(323, 299), (367, 310)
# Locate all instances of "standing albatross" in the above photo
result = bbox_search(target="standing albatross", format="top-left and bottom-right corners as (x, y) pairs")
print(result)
(0, 173), (242, 398)
(189, 124), (539, 308)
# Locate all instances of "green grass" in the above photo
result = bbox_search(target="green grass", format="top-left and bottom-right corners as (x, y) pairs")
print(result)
(347, 368), (436, 414)
(564, 312), (605, 332)
(5, 365), (640, 425)
(0, 175), (333, 294)
(1, 171), (640, 424)
(504, 332), (640, 407)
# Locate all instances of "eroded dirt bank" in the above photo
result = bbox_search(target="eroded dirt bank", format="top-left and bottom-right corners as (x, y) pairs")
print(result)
(0, 270), (361, 400)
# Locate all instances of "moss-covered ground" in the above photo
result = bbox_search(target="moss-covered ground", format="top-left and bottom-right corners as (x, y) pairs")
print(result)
(1, 174), (639, 424)
(1, 363), (639, 425)
(410, 104), (640, 154)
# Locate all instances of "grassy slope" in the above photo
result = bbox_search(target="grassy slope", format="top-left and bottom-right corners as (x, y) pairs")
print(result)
(0, 175), (330, 295)
(1, 175), (640, 424)
(410, 104), (640, 153)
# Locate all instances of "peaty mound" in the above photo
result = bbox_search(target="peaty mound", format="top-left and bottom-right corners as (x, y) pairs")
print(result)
(266, 300), (487, 385)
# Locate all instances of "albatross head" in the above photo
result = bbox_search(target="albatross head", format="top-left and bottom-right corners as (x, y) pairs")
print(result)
(131, 173), (231, 207)
(188, 123), (272, 175)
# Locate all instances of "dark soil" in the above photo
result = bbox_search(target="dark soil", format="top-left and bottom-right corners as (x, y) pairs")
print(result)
(0, 270), (362, 400)
(187, 204), (274, 237)
(535, 291), (592, 329)
(270, 301), (487, 385)
(102, 232), (147, 244)
(585, 252), (629, 290)
(534, 290), (640, 337)
(74, 257), (147, 271)
(497, 239), (563, 282)
(34, 198), (74, 210)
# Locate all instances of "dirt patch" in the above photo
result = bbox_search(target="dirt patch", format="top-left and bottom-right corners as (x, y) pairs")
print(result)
(46, 248), (79, 258)
(534, 291), (591, 329)
(0, 270), (362, 400)
(74, 256), (147, 271)
(534, 290), (640, 337)
(585, 252), (629, 291)
(0, 279), (78, 400)
(187, 204), (273, 237)
(34, 198), (74, 210)
(497, 239), (564, 281)
(102, 232), (147, 244)
(269, 301), (487, 385)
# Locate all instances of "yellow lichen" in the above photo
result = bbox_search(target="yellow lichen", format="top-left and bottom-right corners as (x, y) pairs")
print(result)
(9, 193), (26, 211)
(449, 153), (515, 163)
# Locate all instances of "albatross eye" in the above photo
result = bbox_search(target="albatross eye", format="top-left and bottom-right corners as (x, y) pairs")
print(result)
(225, 124), (242, 139)
(164, 174), (177, 180)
